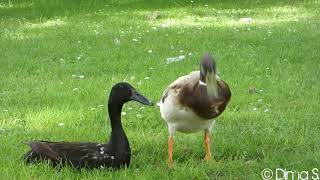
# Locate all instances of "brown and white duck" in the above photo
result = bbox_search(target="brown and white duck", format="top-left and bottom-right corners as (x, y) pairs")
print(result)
(158, 54), (231, 167)
(24, 82), (153, 169)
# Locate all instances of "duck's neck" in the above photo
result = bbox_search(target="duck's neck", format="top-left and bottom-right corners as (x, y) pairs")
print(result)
(108, 99), (127, 141)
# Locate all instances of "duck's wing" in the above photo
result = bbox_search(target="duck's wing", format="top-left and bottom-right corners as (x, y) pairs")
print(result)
(160, 71), (199, 103)
(24, 141), (112, 169)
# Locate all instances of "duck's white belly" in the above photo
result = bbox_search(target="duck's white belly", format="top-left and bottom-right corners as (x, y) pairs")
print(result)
(158, 94), (214, 134)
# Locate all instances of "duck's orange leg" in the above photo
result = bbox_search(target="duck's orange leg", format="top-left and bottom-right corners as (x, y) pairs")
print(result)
(168, 136), (174, 168)
(204, 131), (212, 161)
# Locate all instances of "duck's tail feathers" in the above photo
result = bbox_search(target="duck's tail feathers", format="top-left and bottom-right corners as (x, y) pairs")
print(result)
(23, 141), (61, 165)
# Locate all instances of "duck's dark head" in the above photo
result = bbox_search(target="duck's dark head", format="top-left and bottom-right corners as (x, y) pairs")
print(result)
(199, 54), (219, 97)
(109, 82), (153, 106)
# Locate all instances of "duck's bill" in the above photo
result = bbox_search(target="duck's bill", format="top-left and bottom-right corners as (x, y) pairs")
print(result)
(131, 91), (153, 106)
(206, 72), (219, 97)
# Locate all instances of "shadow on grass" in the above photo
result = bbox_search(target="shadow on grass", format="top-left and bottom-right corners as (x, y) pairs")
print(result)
(1, 0), (305, 21)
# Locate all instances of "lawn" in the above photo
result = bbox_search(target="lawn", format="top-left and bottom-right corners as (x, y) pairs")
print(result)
(1, 0), (320, 179)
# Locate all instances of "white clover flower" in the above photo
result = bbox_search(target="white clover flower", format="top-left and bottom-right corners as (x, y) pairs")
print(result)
(114, 38), (120, 45)
(239, 18), (253, 23)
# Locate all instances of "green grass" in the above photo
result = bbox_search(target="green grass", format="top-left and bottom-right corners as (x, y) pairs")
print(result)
(1, 0), (320, 179)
